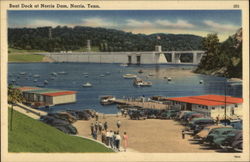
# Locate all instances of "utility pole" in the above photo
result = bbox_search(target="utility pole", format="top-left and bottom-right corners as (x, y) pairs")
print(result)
(224, 80), (227, 126)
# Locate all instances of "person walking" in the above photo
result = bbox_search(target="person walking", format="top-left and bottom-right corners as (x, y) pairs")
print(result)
(104, 121), (108, 131)
(98, 122), (103, 134)
(94, 121), (98, 133)
(101, 129), (106, 144)
(117, 120), (121, 129)
(106, 130), (111, 146)
(109, 130), (114, 149)
(115, 131), (121, 151)
(90, 123), (94, 136)
(93, 130), (97, 140)
(122, 132), (128, 152)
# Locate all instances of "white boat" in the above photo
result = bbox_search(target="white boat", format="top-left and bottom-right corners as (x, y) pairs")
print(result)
(82, 82), (92, 87)
(133, 78), (152, 87)
(100, 74), (105, 77)
(83, 72), (88, 75)
(51, 72), (57, 76)
(199, 80), (204, 84)
(58, 71), (67, 75)
(123, 74), (137, 79)
(33, 74), (40, 78)
(44, 80), (49, 84)
(120, 63), (128, 67)
(167, 77), (172, 81)
(100, 96), (116, 105)
(19, 72), (26, 75)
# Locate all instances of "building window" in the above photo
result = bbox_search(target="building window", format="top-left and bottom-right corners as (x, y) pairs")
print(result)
(235, 104), (238, 108)
(221, 106), (224, 109)
(212, 107), (215, 110)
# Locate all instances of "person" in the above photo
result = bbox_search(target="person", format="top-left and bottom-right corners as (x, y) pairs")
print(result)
(106, 130), (111, 146)
(98, 122), (103, 133)
(104, 121), (108, 131)
(122, 132), (128, 152)
(101, 129), (106, 144)
(93, 130), (97, 140)
(117, 120), (121, 129)
(124, 110), (128, 118)
(182, 130), (185, 139)
(109, 130), (114, 149)
(95, 112), (99, 121)
(94, 121), (98, 133)
(90, 123), (94, 136)
(115, 131), (121, 151)
(216, 115), (220, 125)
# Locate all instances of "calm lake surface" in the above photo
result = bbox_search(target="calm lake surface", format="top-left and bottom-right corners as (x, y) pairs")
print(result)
(8, 63), (242, 114)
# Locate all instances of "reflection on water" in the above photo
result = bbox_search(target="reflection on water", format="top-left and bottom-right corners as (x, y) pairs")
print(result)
(8, 63), (242, 114)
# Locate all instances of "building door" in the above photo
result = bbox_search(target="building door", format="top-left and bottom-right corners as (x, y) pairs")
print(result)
(186, 103), (192, 110)
(128, 56), (132, 64)
(136, 55), (141, 64)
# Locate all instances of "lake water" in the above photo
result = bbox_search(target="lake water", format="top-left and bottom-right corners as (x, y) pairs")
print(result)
(8, 63), (242, 114)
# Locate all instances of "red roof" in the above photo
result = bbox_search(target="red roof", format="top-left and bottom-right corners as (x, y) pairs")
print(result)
(167, 95), (243, 106)
(43, 91), (77, 97)
(17, 86), (41, 91)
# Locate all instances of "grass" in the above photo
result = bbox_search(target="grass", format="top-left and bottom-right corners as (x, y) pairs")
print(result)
(8, 54), (44, 62)
(8, 109), (114, 152)
(72, 46), (100, 52)
(8, 48), (45, 55)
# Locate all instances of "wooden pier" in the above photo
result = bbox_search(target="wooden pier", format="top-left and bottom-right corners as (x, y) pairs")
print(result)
(113, 99), (169, 110)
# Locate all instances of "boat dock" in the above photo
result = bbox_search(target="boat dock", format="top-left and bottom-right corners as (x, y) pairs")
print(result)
(113, 99), (169, 110)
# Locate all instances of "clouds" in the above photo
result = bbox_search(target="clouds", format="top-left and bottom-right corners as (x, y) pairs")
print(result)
(126, 19), (154, 28)
(82, 17), (116, 27)
(203, 20), (239, 32)
(155, 19), (194, 29)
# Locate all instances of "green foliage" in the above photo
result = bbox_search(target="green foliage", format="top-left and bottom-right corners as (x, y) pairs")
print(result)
(8, 110), (114, 152)
(8, 26), (203, 52)
(195, 29), (242, 78)
(8, 54), (44, 62)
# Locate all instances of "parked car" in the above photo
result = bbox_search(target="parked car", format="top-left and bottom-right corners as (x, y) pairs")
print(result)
(66, 110), (91, 120)
(194, 125), (232, 143)
(47, 112), (77, 123)
(40, 115), (78, 134)
(219, 130), (242, 152)
(205, 127), (236, 145)
(160, 109), (180, 119)
(128, 109), (146, 120)
(187, 118), (215, 135)
(187, 113), (204, 122)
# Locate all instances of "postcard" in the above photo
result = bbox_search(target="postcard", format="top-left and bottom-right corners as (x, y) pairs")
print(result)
(1, 0), (249, 162)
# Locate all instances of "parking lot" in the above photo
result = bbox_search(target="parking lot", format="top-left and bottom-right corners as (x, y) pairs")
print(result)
(74, 115), (217, 153)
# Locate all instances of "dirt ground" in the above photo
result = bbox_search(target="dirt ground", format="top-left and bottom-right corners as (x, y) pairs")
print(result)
(73, 114), (217, 153)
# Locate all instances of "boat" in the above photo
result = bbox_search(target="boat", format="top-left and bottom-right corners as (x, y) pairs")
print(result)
(138, 69), (143, 73)
(82, 82), (92, 87)
(44, 80), (49, 84)
(33, 74), (40, 78)
(100, 74), (105, 77)
(19, 72), (26, 75)
(120, 63), (128, 67)
(83, 72), (88, 75)
(58, 71), (67, 75)
(100, 96), (116, 105)
(123, 74), (137, 79)
(33, 79), (38, 82)
(148, 73), (154, 76)
(51, 72), (57, 76)
(133, 78), (152, 87)
(167, 77), (172, 81)
(50, 77), (56, 80)
(199, 80), (204, 84)
(106, 72), (111, 75)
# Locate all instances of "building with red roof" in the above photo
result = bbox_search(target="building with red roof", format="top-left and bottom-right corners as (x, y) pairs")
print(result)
(17, 86), (77, 107)
(167, 94), (243, 119)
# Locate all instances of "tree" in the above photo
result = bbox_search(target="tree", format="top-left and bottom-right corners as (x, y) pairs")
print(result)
(8, 85), (25, 131)
(198, 33), (220, 70)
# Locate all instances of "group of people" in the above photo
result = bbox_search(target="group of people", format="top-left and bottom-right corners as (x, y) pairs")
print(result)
(90, 120), (128, 152)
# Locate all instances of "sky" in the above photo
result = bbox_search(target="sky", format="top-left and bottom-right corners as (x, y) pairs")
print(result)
(8, 10), (241, 41)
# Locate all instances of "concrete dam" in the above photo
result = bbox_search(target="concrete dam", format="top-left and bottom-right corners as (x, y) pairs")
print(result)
(38, 47), (205, 65)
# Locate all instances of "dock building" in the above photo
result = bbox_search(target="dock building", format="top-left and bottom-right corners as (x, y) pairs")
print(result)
(16, 86), (77, 107)
(166, 95), (243, 119)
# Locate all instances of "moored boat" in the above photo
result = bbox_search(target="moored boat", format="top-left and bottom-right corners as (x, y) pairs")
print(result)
(133, 78), (152, 87)
(123, 74), (137, 79)
(82, 82), (92, 87)
(100, 96), (116, 105)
